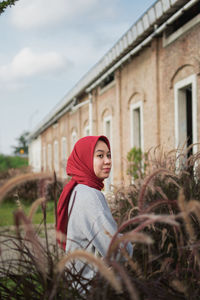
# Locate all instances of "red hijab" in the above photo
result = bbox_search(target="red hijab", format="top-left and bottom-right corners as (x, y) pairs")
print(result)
(57, 135), (110, 248)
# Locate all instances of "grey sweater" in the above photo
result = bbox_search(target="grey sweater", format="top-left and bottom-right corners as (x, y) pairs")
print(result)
(65, 184), (132, 278)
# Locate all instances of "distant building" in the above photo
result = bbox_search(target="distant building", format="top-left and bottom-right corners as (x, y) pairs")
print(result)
(29, 0), (200, 189)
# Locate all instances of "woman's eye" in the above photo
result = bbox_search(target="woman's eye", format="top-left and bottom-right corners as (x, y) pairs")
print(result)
(107, 154), (111, 159)
(98, 154), (103, 158)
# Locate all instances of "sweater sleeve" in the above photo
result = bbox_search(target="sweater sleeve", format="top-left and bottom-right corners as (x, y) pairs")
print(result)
(86, 208), (117, 257)
(79, 188), (133, 258)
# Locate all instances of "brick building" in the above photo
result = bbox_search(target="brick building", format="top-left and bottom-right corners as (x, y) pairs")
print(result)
(29, 0), (200, 189)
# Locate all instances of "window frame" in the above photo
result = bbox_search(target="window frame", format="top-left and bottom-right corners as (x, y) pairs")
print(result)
(130, 101), (144, 152)
(103, 115), (113, 191)
(174, 74), (197, 154)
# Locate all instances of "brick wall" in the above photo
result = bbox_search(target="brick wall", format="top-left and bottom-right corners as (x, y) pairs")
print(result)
(39, 21), (200, 186)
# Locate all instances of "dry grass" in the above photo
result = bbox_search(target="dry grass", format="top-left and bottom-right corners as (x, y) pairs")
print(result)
(57, 249), (122, 293)
(27, 197), (46, 221)
(1, 145), (200, 299)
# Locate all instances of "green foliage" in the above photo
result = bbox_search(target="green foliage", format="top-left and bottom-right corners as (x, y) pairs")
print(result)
(0, 200), (55, 226)
(12, 131), (29, 155)
(0, 0), (19, 15)
(4, 180), (39, 203)
(0, 154), (28, 173)
(126, 147), (147, 180)
(2, 174), (64, 204)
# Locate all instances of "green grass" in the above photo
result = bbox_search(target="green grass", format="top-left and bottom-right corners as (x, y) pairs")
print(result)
(0, 200), (55, 226)
(0, 154), (28, 172)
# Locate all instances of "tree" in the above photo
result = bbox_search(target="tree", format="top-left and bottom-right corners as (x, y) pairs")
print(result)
(0, 0), (19, 15)
(12, 131), (29, 155)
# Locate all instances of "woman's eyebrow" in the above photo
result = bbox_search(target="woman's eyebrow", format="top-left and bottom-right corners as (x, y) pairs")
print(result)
(95, 149), (111, 153)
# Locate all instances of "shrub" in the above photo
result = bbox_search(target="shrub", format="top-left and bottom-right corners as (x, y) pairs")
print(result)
(126, 147), (147, 181)
(0, 154), (28, 173)
(44, 178), (65, 202)
(4, 180), (39, 203)
(0, 172), (64, 204)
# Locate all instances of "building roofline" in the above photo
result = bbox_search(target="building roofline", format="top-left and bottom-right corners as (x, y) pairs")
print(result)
(29, 0), (195, 140)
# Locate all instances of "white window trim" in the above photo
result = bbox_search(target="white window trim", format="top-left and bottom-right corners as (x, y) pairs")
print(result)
(29, 136), (42, 173)
(103, 115), (112, 143)
(61, 137), (67, 159)
(43, 145), (46, 171)
(84, 125), (90, 136)
(130, 101), (144, 152)
(61, 137), (67, 178)
(54, 140), (59, 173)
(71, 130), (77, 150)
(89, 96), (93, 135)
(103, 115), (113, 190)
(47, 143), (52, 172)
(174, 74), (197, 154)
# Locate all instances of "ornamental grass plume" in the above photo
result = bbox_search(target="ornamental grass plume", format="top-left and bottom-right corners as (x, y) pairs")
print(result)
(0, 197), (68, 299)
(146, 146), (177, 173)
(177, 189), (200, 268)
(178, 188), (196, 243)
(111, 260), (140, 300)
(1, 145), (200, 299)
(56, 249), (122, 294)
(107, 213), (178, 258)
(14, 209), (47, 279)
(120, 246), (143, 278)
(186, 199), (200, 219)
(108, 231), (153, 255)
(107, 146), (200, 298)
(171, 278), (189, 298)
(27, 197), (46, 221)
(137, 168), (179, 212)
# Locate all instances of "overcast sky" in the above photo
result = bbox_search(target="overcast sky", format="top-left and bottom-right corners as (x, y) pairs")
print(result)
(0, 0), (154, 155)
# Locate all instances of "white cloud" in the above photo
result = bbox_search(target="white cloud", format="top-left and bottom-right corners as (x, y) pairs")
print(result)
(0, 47), (69, 83)
(10, 0), (99, 29)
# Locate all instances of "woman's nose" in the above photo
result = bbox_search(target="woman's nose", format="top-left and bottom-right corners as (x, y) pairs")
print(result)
(104, 156), (111, 164)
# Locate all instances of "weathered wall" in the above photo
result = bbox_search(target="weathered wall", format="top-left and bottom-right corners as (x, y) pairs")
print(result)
(38, 19), (200, 186)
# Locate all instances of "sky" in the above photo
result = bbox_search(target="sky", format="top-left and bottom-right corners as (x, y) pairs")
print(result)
(0, 0), (155, 155)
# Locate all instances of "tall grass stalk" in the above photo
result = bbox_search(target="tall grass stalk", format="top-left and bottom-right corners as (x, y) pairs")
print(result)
(1, 145), (200, 299)
(56, 249), (122, 293)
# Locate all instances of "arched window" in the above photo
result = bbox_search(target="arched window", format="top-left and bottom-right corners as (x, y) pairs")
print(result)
(130, 101), (144, 151)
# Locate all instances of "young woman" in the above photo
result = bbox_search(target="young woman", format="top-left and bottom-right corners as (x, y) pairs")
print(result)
(57, 135), (132, 278)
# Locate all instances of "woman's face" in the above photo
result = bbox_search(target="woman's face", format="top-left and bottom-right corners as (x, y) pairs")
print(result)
(93, 140), (112, 179)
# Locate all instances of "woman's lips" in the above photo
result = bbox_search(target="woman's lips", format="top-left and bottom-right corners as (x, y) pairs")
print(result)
(103, 168), (111, 172)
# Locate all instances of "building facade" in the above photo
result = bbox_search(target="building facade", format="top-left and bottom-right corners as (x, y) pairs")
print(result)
(29, 0), (200, 187)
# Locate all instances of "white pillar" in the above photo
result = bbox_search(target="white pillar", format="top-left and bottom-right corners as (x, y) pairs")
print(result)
(89, 93), (93, 135)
